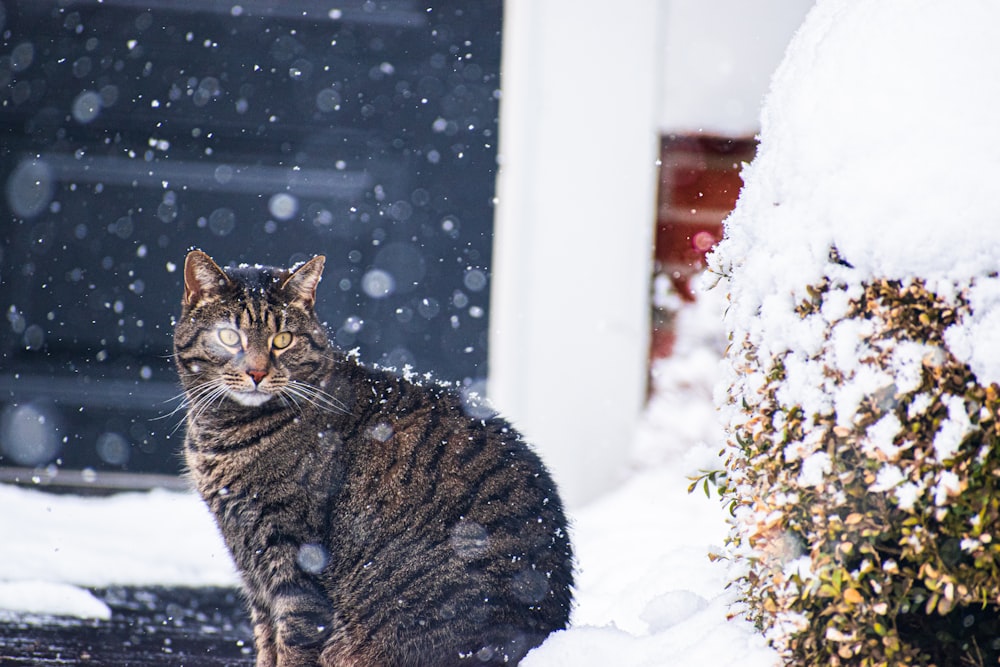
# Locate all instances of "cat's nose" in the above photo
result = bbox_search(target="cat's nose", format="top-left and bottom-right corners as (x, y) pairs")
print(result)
(247, 369), (267, 385)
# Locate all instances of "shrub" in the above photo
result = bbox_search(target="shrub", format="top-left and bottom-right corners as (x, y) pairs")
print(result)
(718, 257), (1000, 666)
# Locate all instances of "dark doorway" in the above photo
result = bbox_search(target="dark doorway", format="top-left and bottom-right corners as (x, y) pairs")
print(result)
(0, 0), (503, 484)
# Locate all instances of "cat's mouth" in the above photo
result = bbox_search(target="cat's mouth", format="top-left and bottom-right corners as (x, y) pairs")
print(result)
(228, 388), (274, 407)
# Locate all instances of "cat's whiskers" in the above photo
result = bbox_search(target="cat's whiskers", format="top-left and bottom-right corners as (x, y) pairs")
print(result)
(154, 399), (192, 436)
(280, 380), (350, 415)
(154, 390), (192, 421)
(184, 377), (227, 405)
(180, 378), (233, 425)
(275, 391), (298, 413)
(153, 379), (226, 434)
(269, 380), (306, 414)
(191, 390), (230, 424)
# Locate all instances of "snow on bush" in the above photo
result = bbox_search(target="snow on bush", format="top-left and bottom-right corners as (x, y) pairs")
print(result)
(710, 0), (1000, 665)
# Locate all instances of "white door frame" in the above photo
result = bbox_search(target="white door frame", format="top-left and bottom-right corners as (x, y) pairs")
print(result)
(490, 0), (662, 507)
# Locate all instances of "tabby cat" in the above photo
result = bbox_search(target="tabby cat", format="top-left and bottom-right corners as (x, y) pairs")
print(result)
(173, 250), (573, 666)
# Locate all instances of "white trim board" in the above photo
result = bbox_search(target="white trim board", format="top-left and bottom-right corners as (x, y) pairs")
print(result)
(490, 0), (661, 508)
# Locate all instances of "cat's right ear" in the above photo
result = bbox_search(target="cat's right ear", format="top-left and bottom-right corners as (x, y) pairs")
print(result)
(183, 250), (231, 308)
(281, 255), (325, 310)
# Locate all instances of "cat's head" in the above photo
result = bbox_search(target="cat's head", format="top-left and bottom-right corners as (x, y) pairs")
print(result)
(174, 250), (331, 408)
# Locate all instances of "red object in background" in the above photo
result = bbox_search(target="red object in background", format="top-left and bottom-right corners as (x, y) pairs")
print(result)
(651, 134), (757, 360)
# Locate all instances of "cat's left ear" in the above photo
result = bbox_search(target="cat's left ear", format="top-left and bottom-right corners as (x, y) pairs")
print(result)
(282, 255), (325, 309)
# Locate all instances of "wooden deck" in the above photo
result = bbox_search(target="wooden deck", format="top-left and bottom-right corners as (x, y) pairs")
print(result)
(0, 587), (253, 666)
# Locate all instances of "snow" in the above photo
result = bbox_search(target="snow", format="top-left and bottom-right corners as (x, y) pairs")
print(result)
(715, 0), (1000, 320)
(796, 452), (831, 489)
(523, 466), (774, 666)
(868, 464), (904, 493)
(658, 0), (811, 136)
(0, 581), (111, 621)
(945, 278), (1000, 384)
(863, 413), (904, 460)
(0, 485), (237, 618)
(933, 395), (973, 463)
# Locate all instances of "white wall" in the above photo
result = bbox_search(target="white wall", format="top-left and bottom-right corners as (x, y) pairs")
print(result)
(659, 1), (812, 135)
(491, 1), (811, 508)
(491, 0), (662, 508)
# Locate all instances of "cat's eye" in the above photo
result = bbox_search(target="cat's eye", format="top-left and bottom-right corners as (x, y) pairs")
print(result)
(218, 328), (241, 347)
(272, 331), (293, 349)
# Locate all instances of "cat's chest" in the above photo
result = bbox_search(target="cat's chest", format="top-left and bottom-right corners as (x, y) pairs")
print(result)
(192, 428), (344, 527)
(185, 408), (340, 474)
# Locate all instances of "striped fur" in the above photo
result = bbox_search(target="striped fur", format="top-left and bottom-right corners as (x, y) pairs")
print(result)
(174, 251), (573, 666)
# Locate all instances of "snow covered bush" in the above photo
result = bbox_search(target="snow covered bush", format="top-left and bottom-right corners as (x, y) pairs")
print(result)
(718, 266), (1000, 665)
(709, 1), (1000, 665)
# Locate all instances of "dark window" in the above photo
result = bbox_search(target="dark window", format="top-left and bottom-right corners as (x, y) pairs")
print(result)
(0, 0), (502, 483)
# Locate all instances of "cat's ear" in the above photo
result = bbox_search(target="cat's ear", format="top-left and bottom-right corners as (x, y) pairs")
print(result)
(281, 255), (326, 310)
(183, 250), (232, 308)
(281, 255), (325, 309)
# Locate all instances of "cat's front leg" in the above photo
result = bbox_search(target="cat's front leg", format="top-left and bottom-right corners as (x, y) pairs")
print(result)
(250, 603), (278, 667)
(272, 584), (336, 666)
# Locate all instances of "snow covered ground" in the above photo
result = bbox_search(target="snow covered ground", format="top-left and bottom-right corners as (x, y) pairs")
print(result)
(0, 277), (776, 665)
(523, 286), (776, 666)
(0, 485), (237, 620)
